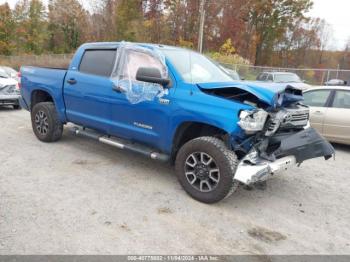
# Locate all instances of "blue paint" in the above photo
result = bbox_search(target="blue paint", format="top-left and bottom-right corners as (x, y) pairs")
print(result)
(20, 42), (304, 154)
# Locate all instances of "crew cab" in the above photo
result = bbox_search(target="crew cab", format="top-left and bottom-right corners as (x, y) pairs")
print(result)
(19, 42), (334, 203)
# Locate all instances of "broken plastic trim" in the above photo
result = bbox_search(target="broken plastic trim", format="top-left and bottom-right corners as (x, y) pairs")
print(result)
(111, 42), (168, 104)
(234, 128), (335, 185)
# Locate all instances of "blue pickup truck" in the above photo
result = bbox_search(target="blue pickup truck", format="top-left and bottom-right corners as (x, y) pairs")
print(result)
(20, 42), (334, 203)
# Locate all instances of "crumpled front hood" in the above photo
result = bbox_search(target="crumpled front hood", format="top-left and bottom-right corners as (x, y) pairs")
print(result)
(197, 81), (304, 108)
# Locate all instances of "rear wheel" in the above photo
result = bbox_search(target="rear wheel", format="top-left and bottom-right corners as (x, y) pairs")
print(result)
(13, 104), (21, 110)
(31, 102), (63, 142)
(175, 136), (239, 204)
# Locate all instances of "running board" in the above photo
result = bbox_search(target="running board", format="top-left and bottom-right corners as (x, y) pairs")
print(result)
(70, 127), (170, 162)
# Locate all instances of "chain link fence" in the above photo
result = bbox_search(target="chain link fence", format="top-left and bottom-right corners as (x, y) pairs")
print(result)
(222, 63), (350, 86)
(1, 54), (350, 86)
(0, 54), (73, 70)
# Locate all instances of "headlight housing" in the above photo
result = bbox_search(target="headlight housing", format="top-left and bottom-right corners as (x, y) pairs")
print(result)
(238, 109), (268, 133)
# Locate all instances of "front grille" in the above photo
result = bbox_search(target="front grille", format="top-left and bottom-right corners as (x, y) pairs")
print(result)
(265, 105), (309, 136)
(281, 107), (309, 129)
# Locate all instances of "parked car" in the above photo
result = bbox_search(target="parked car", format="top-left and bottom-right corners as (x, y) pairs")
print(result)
(303, 86), (350, 145)
(256, 72), (310, 90)
(0, 68), (21, 109)
(19, 42), (334, 203)
(324, 79), (347, 86)
(0, 66), (19, 81)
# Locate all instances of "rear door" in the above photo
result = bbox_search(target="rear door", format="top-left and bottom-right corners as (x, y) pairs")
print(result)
(64, 49), (117, 132)
(323, 89), (350, 144)
(303, 89), (333, 135)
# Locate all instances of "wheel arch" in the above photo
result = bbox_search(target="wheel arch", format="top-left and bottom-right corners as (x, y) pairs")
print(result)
(30, 89), (54, 110)
(171, 121), (231, 161)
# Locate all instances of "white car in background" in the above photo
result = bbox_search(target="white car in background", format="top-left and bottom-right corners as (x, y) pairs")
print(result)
(324, 79), (347, 86)
(256, 72), (311, 90)
(0, 66), (19, 81)
(0, 68), (21, 109)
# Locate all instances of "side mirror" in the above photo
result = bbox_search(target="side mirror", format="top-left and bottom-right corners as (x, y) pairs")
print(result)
(240, 77), (245, 81)
(136, 67), (170, 87)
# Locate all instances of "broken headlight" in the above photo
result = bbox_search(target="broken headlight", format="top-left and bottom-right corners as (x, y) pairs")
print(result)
(238, 109), (268, 134)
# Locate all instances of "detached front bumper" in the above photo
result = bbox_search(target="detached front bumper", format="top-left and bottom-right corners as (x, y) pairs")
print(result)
(234, 128), (335, 185)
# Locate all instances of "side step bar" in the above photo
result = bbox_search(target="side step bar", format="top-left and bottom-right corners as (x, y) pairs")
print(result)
(71, 127), (170, 162)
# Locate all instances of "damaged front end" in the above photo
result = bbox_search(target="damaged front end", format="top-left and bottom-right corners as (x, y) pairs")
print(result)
(234, 92), (334, 184)
(234, 128), (334, 184)
(200, 82), (335, 185)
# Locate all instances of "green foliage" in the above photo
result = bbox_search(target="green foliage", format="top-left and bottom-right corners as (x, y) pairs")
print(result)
(249, 0), (313, 65)
(115, 0), (143, 41)
(25, 0), (47, 54)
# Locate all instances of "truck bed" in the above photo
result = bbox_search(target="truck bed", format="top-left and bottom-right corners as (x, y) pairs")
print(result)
(20, 66), (68, 121)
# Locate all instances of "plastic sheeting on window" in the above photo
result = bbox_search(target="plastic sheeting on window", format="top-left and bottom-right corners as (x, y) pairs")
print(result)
(111, 42), (168, 104)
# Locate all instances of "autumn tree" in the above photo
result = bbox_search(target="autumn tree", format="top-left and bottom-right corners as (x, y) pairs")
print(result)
(48, 0), (89, 53)
(115, 0), (143, 41)
(248, 0), (313, 65)
(143, 0), (167, 43)
(0, 3), (15, 55)
(26, 0), (47, 54)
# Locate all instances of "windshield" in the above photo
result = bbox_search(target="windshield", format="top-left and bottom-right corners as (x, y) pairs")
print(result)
(162, 49), (233, 83)
(274, 73), (301, 83)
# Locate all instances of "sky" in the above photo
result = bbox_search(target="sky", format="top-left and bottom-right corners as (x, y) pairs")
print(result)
(308, 0), (350, 50)
(1, 0), (349, 50)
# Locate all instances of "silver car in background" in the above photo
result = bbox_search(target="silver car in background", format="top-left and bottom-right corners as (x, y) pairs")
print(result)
(256, 72), (311, 90)
(0, 66), (19, 81)
(303, 86), (350, 145)
(0, 68), (21, 109)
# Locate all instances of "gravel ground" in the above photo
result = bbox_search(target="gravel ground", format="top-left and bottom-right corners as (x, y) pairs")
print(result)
(1, 108), (350, 255)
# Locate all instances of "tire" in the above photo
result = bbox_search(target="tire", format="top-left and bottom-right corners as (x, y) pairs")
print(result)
(175, 136), (239, 204)
(13, 104), (21, 110)
(31, 102), (63, 142)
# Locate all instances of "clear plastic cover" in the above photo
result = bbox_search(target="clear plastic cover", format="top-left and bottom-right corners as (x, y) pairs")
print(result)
(111, 42), (168, 104)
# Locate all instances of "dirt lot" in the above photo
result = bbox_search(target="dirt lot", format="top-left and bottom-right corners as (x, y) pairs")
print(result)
(1, 108), (350, 255)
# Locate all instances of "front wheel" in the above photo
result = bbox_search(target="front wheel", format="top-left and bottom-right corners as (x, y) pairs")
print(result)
(31, 102), (63, 142)
(175, 137), (239, 204)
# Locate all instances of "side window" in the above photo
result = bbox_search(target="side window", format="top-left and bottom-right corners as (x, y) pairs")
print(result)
(122, 50), (166, 80)
(332, 90), (350, 109)
(79, 49), (117, 77)
(267, 74), (273, 81)
(112, 45), (168, 104)
(303, 90), (331, 107)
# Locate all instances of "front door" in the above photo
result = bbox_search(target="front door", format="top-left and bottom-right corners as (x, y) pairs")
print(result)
(303, 89), (333, 135)
(109, 46), (175, 150)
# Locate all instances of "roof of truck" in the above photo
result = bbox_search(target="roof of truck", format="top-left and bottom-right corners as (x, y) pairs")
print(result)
(80, 42), (181, 51)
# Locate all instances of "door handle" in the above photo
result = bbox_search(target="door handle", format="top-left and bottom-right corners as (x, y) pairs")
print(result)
(67, 78), (77, 85)
(314, 110), (323, 115)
